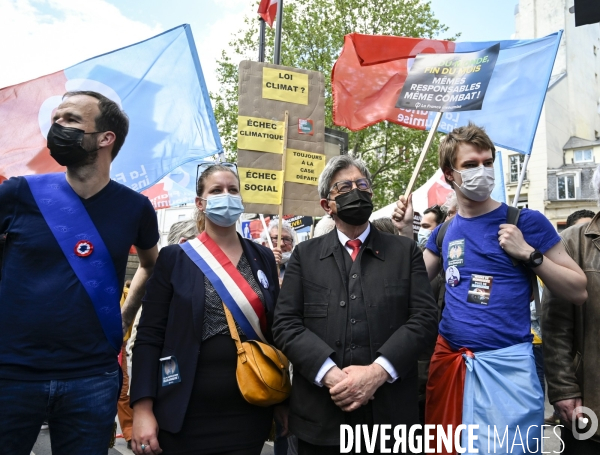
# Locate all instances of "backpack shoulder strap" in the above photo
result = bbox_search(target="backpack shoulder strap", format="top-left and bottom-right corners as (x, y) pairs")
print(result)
(506, 206), (522, 267)
(435, 219), (452, 253)
(506, 205), (521, 226)
(506, 206), (542, 314)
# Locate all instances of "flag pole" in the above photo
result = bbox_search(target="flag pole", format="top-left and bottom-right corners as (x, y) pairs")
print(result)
(259, 214), (273, 249)
(273, 0), (284, 64)
(403, 112), (443, 197)
(258, 18), (266, 63)
(277, 110), (289, 276)
(512, 154), (530, 207)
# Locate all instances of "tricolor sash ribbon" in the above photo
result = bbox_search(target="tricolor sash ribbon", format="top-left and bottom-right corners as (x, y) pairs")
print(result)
(180, 232), (267, 342)
(24, 173), (122, 353)
(426, 335), (544, 454)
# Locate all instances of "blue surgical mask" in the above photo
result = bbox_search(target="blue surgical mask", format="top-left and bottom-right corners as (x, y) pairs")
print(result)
(202, 193), (244, 227)
(417, 227), (432, 246)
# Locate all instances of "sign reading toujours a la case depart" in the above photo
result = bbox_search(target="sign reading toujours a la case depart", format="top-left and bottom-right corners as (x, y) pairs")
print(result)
(396, 44), (500, 112)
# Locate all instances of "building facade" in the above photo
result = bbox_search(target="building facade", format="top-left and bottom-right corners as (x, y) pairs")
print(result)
(502, 0), (600, 229)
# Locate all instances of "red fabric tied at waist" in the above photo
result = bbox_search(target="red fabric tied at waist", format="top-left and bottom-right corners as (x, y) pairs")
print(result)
(425, 335), (473, 455)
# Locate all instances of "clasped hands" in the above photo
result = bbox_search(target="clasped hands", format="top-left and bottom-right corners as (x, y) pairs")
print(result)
(322, 364), (390, 412)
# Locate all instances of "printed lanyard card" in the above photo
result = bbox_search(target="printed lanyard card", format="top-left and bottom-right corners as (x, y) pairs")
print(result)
(160, 356), (181, 386)
(466, 274), (493, 305)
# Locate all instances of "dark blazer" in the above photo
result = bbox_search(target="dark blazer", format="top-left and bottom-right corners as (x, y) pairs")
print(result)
(272, 227), (438, 445)
(130, 235), (279, 433)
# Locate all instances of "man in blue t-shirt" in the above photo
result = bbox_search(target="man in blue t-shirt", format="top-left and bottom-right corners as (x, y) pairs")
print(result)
(0, 91), (159, 455)
(392, 124), (587, 451)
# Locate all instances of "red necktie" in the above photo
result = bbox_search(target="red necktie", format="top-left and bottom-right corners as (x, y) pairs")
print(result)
(346, 239), (362, 261)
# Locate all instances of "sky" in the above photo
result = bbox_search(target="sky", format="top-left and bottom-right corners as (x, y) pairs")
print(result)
(0, 0), (519, 94)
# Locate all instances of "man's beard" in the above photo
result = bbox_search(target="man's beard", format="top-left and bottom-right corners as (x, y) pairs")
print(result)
(69, 134), (99, 169)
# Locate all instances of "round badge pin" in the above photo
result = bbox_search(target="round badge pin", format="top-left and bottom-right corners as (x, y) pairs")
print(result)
(257, 270), (269, 289)
(445, 265), (460, 287)
(74, 240), (94, 257)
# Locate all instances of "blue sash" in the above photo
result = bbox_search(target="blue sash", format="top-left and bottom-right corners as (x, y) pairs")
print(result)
(25, 173), (122, 353)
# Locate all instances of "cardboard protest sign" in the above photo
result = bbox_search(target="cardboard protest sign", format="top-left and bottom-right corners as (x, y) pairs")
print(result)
(237, 116), (285, 154)
(285, 149), (325, 185)
(238, 167), (284, 205)
(396, 44), (499, 112)
(237, 61), (326, 217)
(262, 67), (309, 104)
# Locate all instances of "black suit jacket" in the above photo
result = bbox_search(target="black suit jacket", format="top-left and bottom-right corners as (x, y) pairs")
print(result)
(272, 227), (438, 445)
(130, 236), (279, 433)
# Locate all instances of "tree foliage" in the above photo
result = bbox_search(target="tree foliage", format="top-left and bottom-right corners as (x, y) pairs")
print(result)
(212, 0), (454, 209)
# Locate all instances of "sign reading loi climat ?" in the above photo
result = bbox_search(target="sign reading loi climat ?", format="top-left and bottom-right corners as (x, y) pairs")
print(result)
(239, 167), (283, 205)
(396, 43), (500, 112)
(237, 61), (326, 216)
(285, 149), (325, 185)
(237, 116), (284, 154)
(262, 67), (309, 105)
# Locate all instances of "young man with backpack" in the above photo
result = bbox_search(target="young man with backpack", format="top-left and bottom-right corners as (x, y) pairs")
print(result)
(392, 124), (587, 453)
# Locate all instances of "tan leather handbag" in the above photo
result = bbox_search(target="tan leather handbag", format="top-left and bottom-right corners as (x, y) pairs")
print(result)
(223, 303), (291, 406)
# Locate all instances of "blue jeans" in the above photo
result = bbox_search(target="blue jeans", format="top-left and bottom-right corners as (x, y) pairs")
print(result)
(0, 370), (119, 455)
(532, 344), (545, 399)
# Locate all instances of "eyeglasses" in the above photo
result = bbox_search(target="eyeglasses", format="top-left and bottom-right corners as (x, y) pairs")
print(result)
(196, 161), (238, 184)
(270, 236), (293, 245)
(328, 178), (371, 195)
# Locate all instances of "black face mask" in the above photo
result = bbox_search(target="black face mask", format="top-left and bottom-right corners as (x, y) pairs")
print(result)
(47, 123), (100, 167)
(334, 188), (373, 226)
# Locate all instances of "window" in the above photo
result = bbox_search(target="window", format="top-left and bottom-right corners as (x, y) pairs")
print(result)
(510, 154), (526, 183)
(573, 149), (593, 163)
(557, 174), (576, 199)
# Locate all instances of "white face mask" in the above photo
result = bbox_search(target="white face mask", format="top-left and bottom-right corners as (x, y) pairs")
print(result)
(280, 251), (292, 264)
(417, 228), (432, 246)
(452, 165), (495, 202)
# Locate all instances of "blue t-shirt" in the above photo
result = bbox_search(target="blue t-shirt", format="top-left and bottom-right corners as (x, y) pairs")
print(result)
(0, 176), (159, 380)
(425, 203), (560, 352)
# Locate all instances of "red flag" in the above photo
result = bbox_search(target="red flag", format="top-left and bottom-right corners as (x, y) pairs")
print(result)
(258, 0), (278, 28)
(332, 33), (454, 132)
(0, 71), (69, 183)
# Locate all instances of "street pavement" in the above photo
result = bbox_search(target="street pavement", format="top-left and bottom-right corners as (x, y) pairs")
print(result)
(28, 390), (561, 454)
(30, 424), (275, 455)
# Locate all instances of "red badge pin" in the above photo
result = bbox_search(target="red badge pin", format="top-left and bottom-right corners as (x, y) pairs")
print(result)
(74, 240), (94, 257)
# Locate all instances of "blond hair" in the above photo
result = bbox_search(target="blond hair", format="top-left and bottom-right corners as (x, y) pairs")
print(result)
(438, 123), (495, 184)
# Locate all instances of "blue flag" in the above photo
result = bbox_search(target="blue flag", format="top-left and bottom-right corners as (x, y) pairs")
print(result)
(428, 33), (563, 155)
(333, 31), (563, 155)
(491, 150), (506, 203)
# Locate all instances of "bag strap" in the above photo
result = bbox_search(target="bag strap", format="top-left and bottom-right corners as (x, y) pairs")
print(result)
(222, 302), (248, 363)
(434, 218), (453, 277)
(435, 219), (451, 253)
(223, 302), (288, 376)
(506, 206), (521, 267)
(505, 206), (541, 315)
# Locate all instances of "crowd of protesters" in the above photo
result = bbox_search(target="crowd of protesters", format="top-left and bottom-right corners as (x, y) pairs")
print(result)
(0, 92), (598, 455)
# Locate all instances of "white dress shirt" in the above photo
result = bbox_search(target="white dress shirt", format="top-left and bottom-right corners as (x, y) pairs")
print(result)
(314, 224), (398, 386)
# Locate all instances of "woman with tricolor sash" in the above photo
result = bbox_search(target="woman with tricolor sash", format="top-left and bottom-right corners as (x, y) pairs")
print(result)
(130, 164), (282, 455)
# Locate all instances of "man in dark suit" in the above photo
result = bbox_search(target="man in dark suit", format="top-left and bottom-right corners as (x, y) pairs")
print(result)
(272, 155), (438, 454)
